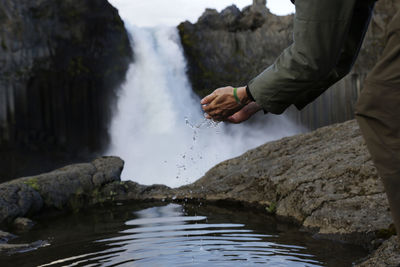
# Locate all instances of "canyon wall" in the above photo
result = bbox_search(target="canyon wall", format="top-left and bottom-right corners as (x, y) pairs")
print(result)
(0, 0), (132, 180)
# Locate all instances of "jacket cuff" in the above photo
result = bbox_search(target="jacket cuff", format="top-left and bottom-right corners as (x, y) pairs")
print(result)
(245, 85), (255, 102)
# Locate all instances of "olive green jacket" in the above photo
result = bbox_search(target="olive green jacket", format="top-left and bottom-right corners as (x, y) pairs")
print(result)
(248, 0), (376, 114)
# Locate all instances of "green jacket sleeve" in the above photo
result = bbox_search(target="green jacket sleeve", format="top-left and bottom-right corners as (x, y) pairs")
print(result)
(248, 0), (376, 114)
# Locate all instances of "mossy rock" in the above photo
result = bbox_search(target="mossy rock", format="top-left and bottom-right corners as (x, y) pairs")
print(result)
(24, 178), (40, 191)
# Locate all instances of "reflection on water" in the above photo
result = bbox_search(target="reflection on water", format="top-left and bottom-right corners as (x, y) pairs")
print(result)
(1, 202), (367, 266)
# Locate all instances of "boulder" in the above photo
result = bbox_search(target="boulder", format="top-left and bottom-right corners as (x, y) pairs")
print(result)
(0, 156), (124, 224)
(12, 217), (35, 233)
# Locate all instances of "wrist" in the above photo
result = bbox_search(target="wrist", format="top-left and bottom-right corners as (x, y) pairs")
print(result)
(237, 86), (252, 105)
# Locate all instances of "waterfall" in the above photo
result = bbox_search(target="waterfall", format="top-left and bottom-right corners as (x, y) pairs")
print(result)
(107, 26), (302, 188)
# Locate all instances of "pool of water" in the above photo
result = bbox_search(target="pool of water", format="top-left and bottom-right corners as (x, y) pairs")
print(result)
(0, 202), (367, 266)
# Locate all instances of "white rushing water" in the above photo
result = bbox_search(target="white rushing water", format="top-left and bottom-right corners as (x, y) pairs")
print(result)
(107, 25), (302, 188)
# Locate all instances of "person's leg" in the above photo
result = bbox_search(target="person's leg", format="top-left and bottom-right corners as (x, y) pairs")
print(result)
(355, 9), (400, 243)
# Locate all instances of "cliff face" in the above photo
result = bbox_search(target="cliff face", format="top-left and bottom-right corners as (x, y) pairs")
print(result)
(0, 0), (132, 180)
(178, 0), (398, 130)
(178, 0), (293, 98)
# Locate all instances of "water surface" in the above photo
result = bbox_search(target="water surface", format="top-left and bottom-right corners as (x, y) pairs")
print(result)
(1, 202), (367, 266)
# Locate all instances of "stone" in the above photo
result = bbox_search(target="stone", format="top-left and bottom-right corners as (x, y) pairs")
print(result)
(0, 231), (15, 244)
(0, 243), (31, 253)
(356, 236), (400, 266)
(13, 217), (35, 232)
(0, 156), (124, 224)
(0, 240), (48, 254)
(221, 5), (242, 26)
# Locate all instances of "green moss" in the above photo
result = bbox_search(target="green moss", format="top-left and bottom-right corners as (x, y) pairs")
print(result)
(376, 225), (397, 239)
(91, 188), (110, 204)
(123, 182), (129, 190)
(24, 178), (40, 191)
(265, 202), (277, 214)
(68, 187), (87, 212)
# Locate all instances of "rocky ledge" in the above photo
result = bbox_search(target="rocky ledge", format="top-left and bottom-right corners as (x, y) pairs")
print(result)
(0, 120), (398, 264)
(105, 121), (394, 245)
(98, 120), (399, 265)
(0, 156), (124, 225)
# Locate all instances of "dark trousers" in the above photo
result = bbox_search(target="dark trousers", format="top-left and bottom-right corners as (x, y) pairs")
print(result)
(355, 9), (400, 243)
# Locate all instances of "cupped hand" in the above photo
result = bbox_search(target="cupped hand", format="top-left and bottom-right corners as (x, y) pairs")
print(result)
(227, 102), (263, 123)
(201, 86), (248, 121)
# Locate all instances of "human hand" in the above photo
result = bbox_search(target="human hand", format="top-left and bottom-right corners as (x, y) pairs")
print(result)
(227, 102), (263, 123)
(201, 86), (250, 121)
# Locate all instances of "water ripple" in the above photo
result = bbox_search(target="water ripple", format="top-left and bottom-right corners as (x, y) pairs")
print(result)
(37, 204), (328, 267)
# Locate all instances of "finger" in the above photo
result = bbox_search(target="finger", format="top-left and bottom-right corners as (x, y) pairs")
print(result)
(226, 114), (242, 124)
(226, 109), (248, 124)
(202, 102), (217, 113)
(202, 104), (210, 112)
(201, 93), (217, 105)
(204, 112), (215, 120)
(226, 115), (238, 124)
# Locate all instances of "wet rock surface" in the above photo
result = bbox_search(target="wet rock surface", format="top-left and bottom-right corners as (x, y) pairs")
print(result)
(0, 230), (15, 243)
(356, 236), (400, 266)
(0, 241), (48, 254)
(12, 217), (35, 233)
(0, 156), (124, 225)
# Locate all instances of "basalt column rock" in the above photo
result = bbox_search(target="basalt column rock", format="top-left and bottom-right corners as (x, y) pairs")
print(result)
(178, 0), (292, 98)
(0, 0), (133, 181)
